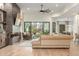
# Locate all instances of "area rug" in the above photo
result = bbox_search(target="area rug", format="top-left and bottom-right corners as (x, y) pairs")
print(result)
(18, 40), (32, 47)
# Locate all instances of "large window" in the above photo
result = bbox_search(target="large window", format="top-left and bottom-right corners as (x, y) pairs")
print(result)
(52, 22), (56, 33)
(43, 22), (50, 34)
(31, 22), (43, 39)
(24, 22), (50, 39)
(59, 24), (65, 33)
(24, 22), (31, 33)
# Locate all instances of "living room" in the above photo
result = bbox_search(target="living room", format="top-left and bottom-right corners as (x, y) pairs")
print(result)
(0, 3), (79, 56)
(14, 3), (76, 47)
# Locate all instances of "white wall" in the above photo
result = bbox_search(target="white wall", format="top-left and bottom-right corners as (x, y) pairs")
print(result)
(73, 15), (79, 34)
(12, 25), (20, 32)
(52, 17), (74, 34)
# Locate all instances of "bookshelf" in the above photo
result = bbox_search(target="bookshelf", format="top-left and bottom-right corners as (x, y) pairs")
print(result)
(0, 9), (6, 48)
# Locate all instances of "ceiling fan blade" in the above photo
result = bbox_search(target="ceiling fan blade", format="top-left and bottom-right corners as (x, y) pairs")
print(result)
(40, 4), (51, 13)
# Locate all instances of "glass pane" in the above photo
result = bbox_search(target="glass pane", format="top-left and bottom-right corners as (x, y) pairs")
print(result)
(24, 22), (31, 33)
(43, 22), (50, 34)
(31, 22), (43, 39)
(52, 22), (56, 33)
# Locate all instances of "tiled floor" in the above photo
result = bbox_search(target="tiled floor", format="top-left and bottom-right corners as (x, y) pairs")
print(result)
(0, 40), (79, 56)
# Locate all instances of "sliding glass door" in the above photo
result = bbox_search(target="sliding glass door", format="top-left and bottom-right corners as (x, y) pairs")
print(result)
(24, 22), (31, 33)
(24, 22), (50, 39)
(43, 22), (50, 34)
(31, 22), (43, 39)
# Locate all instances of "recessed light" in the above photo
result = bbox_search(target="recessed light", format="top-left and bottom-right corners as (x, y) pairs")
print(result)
(51, 10), (54, 12)
(56, 4), (59, 7)
(27, 8), (30, 10)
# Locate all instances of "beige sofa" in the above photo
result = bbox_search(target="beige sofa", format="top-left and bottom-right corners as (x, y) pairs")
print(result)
(32, 34), (73, 48)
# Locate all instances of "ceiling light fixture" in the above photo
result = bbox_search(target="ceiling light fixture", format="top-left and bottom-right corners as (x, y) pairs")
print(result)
(40, 4), (51, 13)
(27, 8), (30, 10)
(51, 10), (54, 12)
(56, 4), (59, 7)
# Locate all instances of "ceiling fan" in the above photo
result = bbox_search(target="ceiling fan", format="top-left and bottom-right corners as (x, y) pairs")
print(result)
(40, 4), (51, 13)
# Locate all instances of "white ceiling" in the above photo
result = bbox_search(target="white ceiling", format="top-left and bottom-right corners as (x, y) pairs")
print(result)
(17, 3), (79, 17)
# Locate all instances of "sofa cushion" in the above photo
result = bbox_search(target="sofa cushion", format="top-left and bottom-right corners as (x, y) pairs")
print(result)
(41, 40), (71, 46)
(40, 35), (73, 40)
